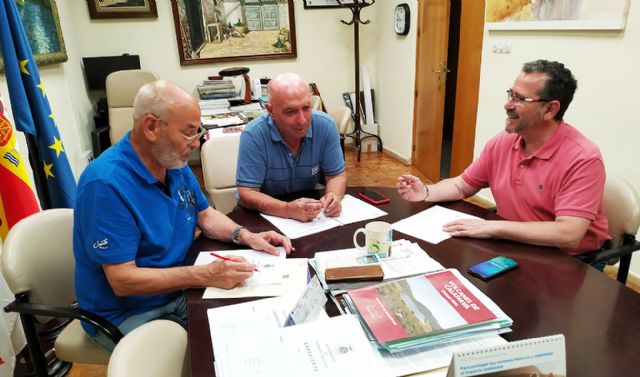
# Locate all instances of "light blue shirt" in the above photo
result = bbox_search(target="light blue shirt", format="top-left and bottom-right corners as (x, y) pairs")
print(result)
(236, 110), (345, 197)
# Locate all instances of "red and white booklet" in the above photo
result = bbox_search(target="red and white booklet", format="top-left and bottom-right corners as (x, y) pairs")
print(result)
(346, 269), (512, 352)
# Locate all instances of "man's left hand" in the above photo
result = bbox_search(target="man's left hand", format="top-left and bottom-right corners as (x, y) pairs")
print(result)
(320, 192), (342, 217)
(239, 229), (294, 255)
(442, 219), (496, 239)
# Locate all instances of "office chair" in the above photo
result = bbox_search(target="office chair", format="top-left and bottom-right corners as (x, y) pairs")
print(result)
(107, 320), (188, 377)
(201, 132), (241, 214)
(590, 175), (640, 284)
(328, 106), (353, 156)
(106, 69), (159, 144)
(2, 209), (123, 377)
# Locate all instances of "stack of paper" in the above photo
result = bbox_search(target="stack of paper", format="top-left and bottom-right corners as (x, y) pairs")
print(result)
(392, 205), (481, 244)
(344, 269), (512, 353)
(261, 194), (388, 239)
(310, 240), (444, 291)
(208, 296), (392, 377)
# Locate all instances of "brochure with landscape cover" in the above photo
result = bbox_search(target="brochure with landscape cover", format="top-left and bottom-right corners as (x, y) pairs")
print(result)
(347, 269), (512, 352)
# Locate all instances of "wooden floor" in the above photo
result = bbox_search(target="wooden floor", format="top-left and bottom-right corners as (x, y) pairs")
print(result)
(59, 148), (637, 377)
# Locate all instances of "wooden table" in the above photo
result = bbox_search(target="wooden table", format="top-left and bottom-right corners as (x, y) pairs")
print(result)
(186, 187), (640, 377)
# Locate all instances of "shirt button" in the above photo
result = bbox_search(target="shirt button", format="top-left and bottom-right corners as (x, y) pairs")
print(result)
(519, 164), (525, 169)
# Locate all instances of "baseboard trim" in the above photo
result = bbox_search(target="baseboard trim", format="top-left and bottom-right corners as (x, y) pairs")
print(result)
(382, 146), (411, 165)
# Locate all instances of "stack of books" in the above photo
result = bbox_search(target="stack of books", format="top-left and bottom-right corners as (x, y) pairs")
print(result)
(197, 79), (237, 99)
(342, 268), (513, 353)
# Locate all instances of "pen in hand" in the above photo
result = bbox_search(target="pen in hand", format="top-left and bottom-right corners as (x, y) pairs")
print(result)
(210, 252), (259, 272)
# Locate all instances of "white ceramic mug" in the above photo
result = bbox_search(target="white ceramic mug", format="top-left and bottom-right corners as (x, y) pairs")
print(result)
(353, 221), (392, 258)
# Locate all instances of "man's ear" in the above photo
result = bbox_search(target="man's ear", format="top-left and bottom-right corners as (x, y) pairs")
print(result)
(543, 100), (561, 121)
(140, 114), (162, 141)
(265, 103), (273, 115)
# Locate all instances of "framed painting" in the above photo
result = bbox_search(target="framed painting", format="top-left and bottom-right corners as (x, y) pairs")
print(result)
(0, 0), (67, 72)
(86, 0), (158, 19)
(486, 0), (630, 30)
(303, 0), (354, 8)
(171, 0), (297, 65)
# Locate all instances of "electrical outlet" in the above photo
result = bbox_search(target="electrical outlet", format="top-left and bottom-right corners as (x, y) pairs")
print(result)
(491, 42), (512, 54)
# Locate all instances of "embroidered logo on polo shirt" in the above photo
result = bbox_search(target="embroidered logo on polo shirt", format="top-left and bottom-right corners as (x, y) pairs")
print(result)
(92, 238), (109, 250)
(177, 187), (196, 209)
(311, 165), (319, 176)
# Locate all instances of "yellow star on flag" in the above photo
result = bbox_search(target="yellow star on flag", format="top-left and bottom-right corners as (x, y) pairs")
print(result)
(49, 113), (56, 126)
(49, 136), (65, 157)
(20, 59), (30, 75)
(37, 82), (46, 97)
(43, 162), (55, 178)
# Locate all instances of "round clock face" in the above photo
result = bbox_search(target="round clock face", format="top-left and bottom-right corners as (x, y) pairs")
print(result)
(394, 4), (410, 36)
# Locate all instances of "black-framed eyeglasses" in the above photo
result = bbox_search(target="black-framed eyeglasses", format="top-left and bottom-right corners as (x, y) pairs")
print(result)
(506, 89), (550, 104)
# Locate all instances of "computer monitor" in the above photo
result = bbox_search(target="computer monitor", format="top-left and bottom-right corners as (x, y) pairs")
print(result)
(82, 54), (141, 91)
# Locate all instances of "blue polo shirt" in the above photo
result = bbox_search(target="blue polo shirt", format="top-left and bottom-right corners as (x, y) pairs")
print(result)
(236, 110), (345, 197)
(73, 132), (208, 335)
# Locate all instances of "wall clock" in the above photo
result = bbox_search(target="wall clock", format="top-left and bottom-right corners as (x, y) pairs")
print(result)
(394, 3), (410, 36)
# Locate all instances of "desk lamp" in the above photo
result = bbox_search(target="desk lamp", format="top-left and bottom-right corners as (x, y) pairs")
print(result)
(218, 67), (252, 104)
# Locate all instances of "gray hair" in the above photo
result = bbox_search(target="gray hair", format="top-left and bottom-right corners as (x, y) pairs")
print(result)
(132, 81), (190, 125)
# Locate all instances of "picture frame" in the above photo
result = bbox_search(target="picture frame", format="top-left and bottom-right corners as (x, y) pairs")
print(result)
(486, 0), (630, 31)
(86, 0), (158, 20)
(303, 0), (354, 8)
(0, 0), (67, 72)
(171, 0), (297, 66)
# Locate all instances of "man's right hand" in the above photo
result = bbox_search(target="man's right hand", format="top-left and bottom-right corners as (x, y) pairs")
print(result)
(202, 257), (256, 289)
(397, 174), (428, 202)
(287, 198), (322, 222)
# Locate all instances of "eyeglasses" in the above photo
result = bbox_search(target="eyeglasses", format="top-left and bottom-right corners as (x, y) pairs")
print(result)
(152, 114), (206, 144)
(506, 89), (550, 105)
(181, 124), (207, 144)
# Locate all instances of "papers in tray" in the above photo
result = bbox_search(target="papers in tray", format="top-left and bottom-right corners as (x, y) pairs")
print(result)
(344, 268), (513, 353)
(194, 248), (286, 286)
(261, 194), (388, 239)
(311, 240), (444, 291)
(208, 295), (392, 377)
(392, 205), (481, 244)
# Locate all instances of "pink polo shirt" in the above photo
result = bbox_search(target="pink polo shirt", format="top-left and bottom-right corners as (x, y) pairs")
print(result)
(462, 121), (610, 256)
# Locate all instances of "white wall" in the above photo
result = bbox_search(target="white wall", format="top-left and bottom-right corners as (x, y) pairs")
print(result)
(475, 4), (640, 277)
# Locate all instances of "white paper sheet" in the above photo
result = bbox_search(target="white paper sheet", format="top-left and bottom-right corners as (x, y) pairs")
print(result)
(392, 205), (481, 244)
(202, 258), (309, 299)
(194, 248), (286, 286)
(261, 194), (387, 239)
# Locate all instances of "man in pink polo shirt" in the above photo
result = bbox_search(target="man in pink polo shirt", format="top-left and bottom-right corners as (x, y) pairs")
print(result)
(397, 60), (609, 269)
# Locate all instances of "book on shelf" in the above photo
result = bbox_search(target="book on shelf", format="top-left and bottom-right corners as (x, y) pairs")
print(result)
(446, 334), (566, 377)
(344, 268), (513, 353)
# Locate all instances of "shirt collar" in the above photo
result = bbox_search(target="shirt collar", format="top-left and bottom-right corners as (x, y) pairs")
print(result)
(511, 121), (568, 160)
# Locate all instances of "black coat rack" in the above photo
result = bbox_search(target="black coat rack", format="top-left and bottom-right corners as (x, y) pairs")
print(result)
(337, 0), (381, 161)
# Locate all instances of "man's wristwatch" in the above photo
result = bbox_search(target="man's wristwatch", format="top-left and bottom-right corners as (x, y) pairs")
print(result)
(230, 225), (245, 244)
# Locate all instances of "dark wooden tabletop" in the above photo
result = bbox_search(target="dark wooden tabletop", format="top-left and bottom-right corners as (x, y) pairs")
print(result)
(186, 187), (640, 377)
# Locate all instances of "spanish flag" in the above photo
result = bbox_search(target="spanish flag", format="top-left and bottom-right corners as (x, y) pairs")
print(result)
(0, 96), (39, 241)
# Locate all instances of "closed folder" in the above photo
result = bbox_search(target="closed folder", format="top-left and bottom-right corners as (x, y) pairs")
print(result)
(325, 265), (384, 284)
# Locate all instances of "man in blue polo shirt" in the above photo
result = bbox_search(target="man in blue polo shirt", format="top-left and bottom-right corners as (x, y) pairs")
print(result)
(74, 81), (292, 351)
(236, 73), (347, 222)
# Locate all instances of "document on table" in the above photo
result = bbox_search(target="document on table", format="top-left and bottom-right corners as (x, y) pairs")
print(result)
(392, 205), (481, 244)
(194, 248), (286, 286)
(261, 194), (388, 239)
(209, 300), (392, 377)
(201, 258), (309, 299)
(378, 333), (507, 377)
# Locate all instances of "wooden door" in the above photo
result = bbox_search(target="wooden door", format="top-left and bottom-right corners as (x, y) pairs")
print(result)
(412, 0), (451, 181)
(412, 1), (485, 181)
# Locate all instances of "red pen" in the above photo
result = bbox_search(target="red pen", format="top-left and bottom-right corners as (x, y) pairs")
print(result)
(210, 252), (258, 271)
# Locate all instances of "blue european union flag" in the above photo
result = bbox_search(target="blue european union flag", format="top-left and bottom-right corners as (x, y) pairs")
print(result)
(0, 0), (76, 208)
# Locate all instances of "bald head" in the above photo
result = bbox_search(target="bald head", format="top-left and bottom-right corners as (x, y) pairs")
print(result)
(267, 73), (309, 106)
(132, 81), (196, 128)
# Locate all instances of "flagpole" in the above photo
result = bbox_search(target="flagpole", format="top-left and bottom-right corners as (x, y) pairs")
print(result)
(25, 133), (51, 210)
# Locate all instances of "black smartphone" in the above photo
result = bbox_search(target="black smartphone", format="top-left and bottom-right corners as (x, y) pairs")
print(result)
(468, 256), (518, 281)
(358, 190), (390, 205)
